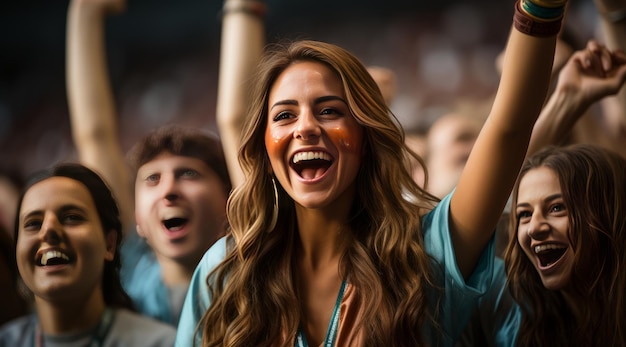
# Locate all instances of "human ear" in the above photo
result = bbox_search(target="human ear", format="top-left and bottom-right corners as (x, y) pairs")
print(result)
(104, 230), (117, 261)
(136, 224), (145, 238)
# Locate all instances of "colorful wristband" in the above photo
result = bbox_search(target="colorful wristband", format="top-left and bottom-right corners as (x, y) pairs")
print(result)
(513, 0), (563, 37)
(526, 0), (567, 9)
(521, 0), (564, 21)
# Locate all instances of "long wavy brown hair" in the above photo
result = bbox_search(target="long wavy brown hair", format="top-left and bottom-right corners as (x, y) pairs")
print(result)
(198, 40), (439, 347)
(504, 144), (626, 346)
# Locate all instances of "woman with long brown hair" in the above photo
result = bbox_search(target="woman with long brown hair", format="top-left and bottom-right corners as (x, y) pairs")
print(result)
(504, 144), (626, 346)
(176, 0), (569, 345)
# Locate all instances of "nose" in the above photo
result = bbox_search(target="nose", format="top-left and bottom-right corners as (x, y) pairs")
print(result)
(526, 212), (550, 239)
(293, 111), (321, 141)
(161, 174), (179, 202)
(40, 213), (63, 244)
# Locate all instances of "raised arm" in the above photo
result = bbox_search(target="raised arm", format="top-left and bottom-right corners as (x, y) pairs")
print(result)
(594, 0), (626, 156)
(528, 40), (626, 155)
(216, 0), (266, 188)
(450, 1), (561, 278)
(66, 0), (134, 232)
(595, 0), (626, 46)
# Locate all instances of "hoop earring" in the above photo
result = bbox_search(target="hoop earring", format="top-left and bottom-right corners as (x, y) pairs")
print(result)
(268, 177), (279, 232)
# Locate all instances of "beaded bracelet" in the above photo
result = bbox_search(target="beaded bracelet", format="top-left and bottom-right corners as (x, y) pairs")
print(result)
(220, 0), (267, 18)
(513, 0), (563, 37)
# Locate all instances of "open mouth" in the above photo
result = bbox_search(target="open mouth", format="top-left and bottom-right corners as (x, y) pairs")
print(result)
(163, 218), (188, 232)
(534, 244), (567, 267)
(37, 250), (71, 266)
(291, 151), (333, 180)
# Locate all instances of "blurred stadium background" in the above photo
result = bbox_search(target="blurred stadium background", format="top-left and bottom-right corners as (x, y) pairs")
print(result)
(0, 0), (599, 176)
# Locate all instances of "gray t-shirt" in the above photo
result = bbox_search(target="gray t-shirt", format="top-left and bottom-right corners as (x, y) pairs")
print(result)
(0, 308), (176, 347)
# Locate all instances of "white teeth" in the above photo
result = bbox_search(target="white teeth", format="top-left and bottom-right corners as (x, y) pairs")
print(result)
(40, 250), (70, 266)
(292, 151), (332, 164)
(534, 244), (566, 254)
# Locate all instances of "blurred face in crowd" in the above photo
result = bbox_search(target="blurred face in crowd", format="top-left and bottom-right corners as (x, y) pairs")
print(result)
(426, 113), (481, 198)
(16, 177), (114, 302)
(134, 152), (228, 268)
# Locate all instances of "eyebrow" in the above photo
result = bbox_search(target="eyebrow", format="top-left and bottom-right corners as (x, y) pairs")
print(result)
(516, 193), (563, 209)
(174, 166), (204, 175)
(21, 204), (88, 221)
(270, 95), (347, 110)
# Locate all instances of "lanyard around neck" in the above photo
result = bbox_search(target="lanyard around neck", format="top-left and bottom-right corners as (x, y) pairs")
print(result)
(296, 281), (347, 347)
(34, 308), (115, 347)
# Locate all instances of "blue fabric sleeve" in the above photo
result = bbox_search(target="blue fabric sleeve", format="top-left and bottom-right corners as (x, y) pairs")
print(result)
(175, 237), (229, 347)
(456, 257), (521, 347)
(487, 259), (520, 347)
(421, 191), (496, 347)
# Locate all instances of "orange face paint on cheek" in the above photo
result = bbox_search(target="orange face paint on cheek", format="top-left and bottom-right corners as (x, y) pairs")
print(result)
(327, 127), (364, 155)
(264, 126), (290, 159)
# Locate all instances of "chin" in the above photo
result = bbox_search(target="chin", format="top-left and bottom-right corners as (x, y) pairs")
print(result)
(540, 277), (569, 291)
(36, 285), (78, 301)
(170, 247), (205, 264)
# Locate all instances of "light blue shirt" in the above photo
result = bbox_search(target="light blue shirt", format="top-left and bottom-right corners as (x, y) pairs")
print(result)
(176, 192), (495, 346)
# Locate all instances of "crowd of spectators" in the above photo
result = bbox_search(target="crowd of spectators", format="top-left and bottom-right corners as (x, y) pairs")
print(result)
(0, 0), (597, 178)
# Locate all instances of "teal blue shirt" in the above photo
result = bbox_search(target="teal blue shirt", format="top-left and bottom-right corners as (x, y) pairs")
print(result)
(487, 259), (520, 346)
(457, 257), (521, 347)
(175, 192), (495, 346)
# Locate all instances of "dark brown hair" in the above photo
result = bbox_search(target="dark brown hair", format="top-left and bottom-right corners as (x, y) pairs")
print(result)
(505, 144), (626, 346)
(127, 124), (231, 194)
(14, 163), (135, 310)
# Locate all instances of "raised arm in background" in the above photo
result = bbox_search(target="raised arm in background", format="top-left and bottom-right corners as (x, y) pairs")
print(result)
(528, 40), (626, 156)
(593, 0), (626, 156)
(66, 0), (134, 232)
(595, 0), (626, 110)
(216, 0), (266, 188)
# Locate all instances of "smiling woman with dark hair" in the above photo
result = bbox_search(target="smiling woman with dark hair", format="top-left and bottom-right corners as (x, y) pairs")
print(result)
(504, 144), (626, 346)
(0, 163), (176, 347)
